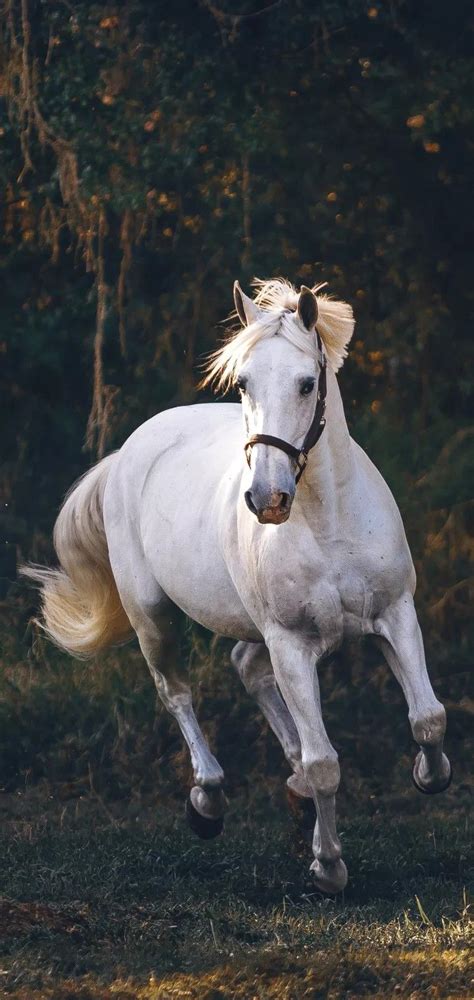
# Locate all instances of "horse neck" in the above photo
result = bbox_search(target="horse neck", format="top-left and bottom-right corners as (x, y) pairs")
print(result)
(297, 366), (354, 526)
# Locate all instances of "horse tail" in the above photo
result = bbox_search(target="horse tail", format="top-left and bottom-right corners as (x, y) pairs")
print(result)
(21, 454), (133, 659)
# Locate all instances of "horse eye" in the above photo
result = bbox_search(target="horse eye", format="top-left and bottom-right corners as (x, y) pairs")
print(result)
(300, 378), (315, 396)
(236, 377), (247, 393)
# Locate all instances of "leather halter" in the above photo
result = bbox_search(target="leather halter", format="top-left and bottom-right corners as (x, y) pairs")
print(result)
(244, 331), (327, 485)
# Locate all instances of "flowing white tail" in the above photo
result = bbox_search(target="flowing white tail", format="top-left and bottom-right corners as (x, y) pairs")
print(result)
(22, 454), (132, 658)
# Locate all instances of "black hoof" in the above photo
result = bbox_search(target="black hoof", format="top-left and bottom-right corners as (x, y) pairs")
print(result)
(286, 787), (316, 843)
(185, 796), (224, 840)
(412, 758), (453, 795)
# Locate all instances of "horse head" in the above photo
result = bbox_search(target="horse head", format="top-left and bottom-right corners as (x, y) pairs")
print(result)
(233, 282), (323, 524)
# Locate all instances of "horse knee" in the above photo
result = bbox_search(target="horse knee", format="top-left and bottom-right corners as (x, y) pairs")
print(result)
(303, 754), (340, 796)
(410, 703), (446, 746)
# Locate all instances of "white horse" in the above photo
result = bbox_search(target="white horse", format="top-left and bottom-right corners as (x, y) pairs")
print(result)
(25, 277), (451, 893)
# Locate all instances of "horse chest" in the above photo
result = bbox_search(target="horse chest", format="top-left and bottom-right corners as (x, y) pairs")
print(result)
(253, 536), (403, 647)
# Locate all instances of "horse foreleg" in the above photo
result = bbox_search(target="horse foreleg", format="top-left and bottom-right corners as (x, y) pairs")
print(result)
(136, 610), (226, 837)
(266, 628), (347, 893)
(230, 641), (311, 798)
(374, 592), (451, 794)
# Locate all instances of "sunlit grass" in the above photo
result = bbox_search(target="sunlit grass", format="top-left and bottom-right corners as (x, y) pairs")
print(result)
(0, 595), (472, 996)
(0, 948), (471, 998)
(0, 791), (471, 998)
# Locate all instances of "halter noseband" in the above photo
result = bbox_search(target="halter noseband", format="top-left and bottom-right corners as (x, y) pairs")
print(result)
(244, 332), (327, 485)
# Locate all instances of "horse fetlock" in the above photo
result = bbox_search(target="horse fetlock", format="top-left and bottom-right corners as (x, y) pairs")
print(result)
(411, 704), (446, 746)
(303, 755), (340, 796)
(313, 837), (342, 866)
(193, 759), (224, 787)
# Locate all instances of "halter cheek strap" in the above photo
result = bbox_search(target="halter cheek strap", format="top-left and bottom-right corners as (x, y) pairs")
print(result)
(244, 332), (327, 485)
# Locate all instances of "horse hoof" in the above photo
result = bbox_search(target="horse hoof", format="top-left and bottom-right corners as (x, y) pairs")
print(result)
(185, 796), (224, 840)
(286, 786), (316, 839)
(412, 752), (452, 795)
(310, 857), (348, 894)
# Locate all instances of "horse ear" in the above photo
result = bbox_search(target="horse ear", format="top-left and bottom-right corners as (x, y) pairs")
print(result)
(233, 281), (261, 327)
(297, 286), (318, 331)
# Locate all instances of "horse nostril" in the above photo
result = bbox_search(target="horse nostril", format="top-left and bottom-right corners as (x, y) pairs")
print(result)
(244, 490), (257, 515)
(279, 492), (290, 511)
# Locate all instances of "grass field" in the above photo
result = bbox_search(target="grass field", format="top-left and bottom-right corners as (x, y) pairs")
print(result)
(0, 598), (472, 997)
(0, 781), (471, 999)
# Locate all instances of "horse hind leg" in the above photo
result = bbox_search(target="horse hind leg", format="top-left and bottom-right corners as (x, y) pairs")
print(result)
(265, 629), (348, 893)
(132, 597), (226, 838)
(231, 641), (309, 788)
(231, 641), (315, 837)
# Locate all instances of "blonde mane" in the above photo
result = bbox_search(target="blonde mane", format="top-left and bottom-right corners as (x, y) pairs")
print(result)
(200, 277), (355, 392)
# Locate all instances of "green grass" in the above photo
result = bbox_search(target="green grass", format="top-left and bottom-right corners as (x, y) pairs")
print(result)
(0, 596), (472, 996)
(0, 787), (471, 999)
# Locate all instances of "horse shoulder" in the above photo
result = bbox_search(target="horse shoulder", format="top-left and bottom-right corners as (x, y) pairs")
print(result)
(347, 441), (416, 590)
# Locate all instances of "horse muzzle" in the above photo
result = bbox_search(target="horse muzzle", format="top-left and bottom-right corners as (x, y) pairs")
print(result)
(244, 487), (293, 525)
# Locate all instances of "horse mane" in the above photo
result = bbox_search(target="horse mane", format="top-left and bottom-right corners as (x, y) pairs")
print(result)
(200, 277), (355, 392)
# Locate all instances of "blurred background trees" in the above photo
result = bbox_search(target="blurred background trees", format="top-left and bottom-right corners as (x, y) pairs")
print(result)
(0, 0), (472, 797)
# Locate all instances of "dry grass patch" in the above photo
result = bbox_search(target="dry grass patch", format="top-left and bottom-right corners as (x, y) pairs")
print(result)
(1, 948), (472, 999)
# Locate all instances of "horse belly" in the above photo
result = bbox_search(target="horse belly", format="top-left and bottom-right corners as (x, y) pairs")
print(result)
(149, 545), (262, 641)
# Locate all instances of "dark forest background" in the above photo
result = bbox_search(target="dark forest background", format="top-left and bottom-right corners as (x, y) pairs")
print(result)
(0, 0), (472, 803)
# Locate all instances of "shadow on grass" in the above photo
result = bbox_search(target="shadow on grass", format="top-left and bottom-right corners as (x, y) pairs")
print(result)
(0, 788), (471, 998)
